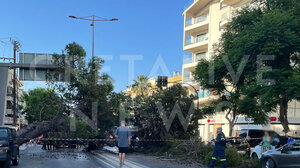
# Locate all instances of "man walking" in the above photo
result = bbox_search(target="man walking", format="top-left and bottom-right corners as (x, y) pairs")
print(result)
(210, 127), (227, 168)
(114, 121), (132, 167)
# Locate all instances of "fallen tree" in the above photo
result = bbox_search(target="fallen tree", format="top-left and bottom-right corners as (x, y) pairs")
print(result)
(16, 117), (66, 145)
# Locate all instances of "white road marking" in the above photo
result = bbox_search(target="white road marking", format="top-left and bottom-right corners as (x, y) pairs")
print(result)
(100, 153), (150, 168)
(93, 153), (116, 168)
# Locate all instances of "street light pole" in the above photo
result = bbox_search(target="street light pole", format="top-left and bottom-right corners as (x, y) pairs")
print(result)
(69, 15), (118, 61)
(92, 15), (95, 61)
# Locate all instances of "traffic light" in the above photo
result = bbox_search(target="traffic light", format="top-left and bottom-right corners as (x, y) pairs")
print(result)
(162, 76), (168, 87)
(156, 76), (168, 88)
(157, 76), (162, 88)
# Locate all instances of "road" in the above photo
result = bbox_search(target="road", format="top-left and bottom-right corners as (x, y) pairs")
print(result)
(15, 145), (202, 168)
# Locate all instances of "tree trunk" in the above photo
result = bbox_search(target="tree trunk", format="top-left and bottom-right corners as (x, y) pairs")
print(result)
(228, 122), (235, 137)
(279, 98), (289, 135)
(16, 117), (66, 145)
(225, 110), (235, 137)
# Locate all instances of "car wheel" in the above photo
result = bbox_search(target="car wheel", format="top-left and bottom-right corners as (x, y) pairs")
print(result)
(264, 158), (276, 168)
(12, 154), (19, 166)
(3, 153), (11, 168)
(252, 153), (258, 159)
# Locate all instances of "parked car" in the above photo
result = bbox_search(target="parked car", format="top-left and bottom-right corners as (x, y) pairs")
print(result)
(261, 140), (300, 168)
(239, 129), (285, 147)
(250, 138), (280, 159)
(229, 129), (286, 155)
(0, 126), (19, 168)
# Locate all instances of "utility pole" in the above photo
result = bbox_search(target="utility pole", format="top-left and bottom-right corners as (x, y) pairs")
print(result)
(92, 15), (95, 62)
(11, 40), (20, 126)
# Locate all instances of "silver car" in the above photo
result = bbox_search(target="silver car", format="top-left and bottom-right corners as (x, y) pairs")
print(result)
(261, 140), (300, 168)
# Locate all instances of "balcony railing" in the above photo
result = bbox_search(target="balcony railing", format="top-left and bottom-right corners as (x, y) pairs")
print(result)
(186, 14), (208, 27)
(183, 76), (195, 83)
(185, 34), (208, 46)
(183, 57), (193, 65)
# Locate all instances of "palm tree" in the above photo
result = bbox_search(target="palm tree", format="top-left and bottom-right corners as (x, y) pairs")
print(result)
(132, 75), (151, 97)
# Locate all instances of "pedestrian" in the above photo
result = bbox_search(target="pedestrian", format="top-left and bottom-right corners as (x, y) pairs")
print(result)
(42, 140), (46, 150)
(114, 121), (132, 167)
(210, 127), (227, 168)
(262, 131), (271, 153)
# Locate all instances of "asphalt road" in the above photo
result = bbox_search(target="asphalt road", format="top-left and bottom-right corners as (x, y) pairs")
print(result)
(15, 145), (117, 168)
(14, 145), (202, 168)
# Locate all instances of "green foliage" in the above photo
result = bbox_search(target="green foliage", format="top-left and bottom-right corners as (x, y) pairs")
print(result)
(49, 42), (121, 135)
(204, 147), (243, 167)
(66, 119), (99, 139)
(130, 84), (202, 141)
(167, 140), (214, 162)
(239, 159), (260, 168)
(132, 75), (151, 97)
(22, 88), (66, 124)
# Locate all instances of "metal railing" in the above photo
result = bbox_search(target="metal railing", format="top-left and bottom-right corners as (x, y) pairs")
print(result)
(185, 14), (208, 27)
(183, 57), (193, 65)
(183, 76), (195, 83)
(185, 34), (208, 46)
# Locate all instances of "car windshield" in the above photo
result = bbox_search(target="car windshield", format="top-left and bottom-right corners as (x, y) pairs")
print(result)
(0, 129), (8, 138)
(239, 130), (248, 138)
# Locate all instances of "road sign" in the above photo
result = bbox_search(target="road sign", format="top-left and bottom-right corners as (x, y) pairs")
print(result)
(18, 53), (60, 81)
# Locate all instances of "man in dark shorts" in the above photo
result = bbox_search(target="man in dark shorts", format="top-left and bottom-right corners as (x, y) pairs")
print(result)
(114, 121), (132, 167)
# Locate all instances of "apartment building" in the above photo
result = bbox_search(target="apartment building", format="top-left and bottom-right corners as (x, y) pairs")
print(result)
(182, 0), (300, 142)
(5, 69), (27, 129)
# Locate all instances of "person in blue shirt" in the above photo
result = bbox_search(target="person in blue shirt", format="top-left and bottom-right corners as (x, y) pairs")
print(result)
(114, 121), (132, 167)
(287, 134), (294, 144)
(210, 127), (227, 168)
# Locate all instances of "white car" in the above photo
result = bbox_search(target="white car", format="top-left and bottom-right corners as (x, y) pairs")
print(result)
(251, 138), (280, 159)
(251, 143), (276, 159)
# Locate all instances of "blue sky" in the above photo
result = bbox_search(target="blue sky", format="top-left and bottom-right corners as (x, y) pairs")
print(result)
(0, 0), (188, 92)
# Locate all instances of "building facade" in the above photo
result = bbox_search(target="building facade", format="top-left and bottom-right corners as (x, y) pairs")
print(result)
(124, 72), (183, 99)
(182, 0), (300, 142)
(5, 69), (27, 129)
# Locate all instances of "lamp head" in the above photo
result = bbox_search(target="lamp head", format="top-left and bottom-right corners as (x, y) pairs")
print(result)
(69, 16), (77, 19)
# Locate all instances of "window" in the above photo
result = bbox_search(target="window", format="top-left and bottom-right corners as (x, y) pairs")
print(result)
(186, 17), (193, 27)
(195, 14), (208, 24)
(239, 130), (247, 138)
(0, 129), (8, 138)
(195, 33), (208, 43)
(7, 87), (12, 95)
(249, 130), (264, 138)
(291, 142), (300, 151)
(6, 101), (12, 109)
(195, 52), (206, 62)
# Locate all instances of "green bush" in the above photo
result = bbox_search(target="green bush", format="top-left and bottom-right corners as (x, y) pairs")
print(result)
(239, 159), (260, 168)
(204, 147), (243, 167)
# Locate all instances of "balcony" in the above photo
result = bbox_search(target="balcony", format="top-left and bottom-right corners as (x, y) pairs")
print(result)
(185, 14), (209, 34)
(184, 0), (211, 15)
(183, 55), (206, 72)
(184, 34), (209, 52)
(222, 0), (252, 7)
(183, 76), (195, 83)
(4, 117), (13, 125)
